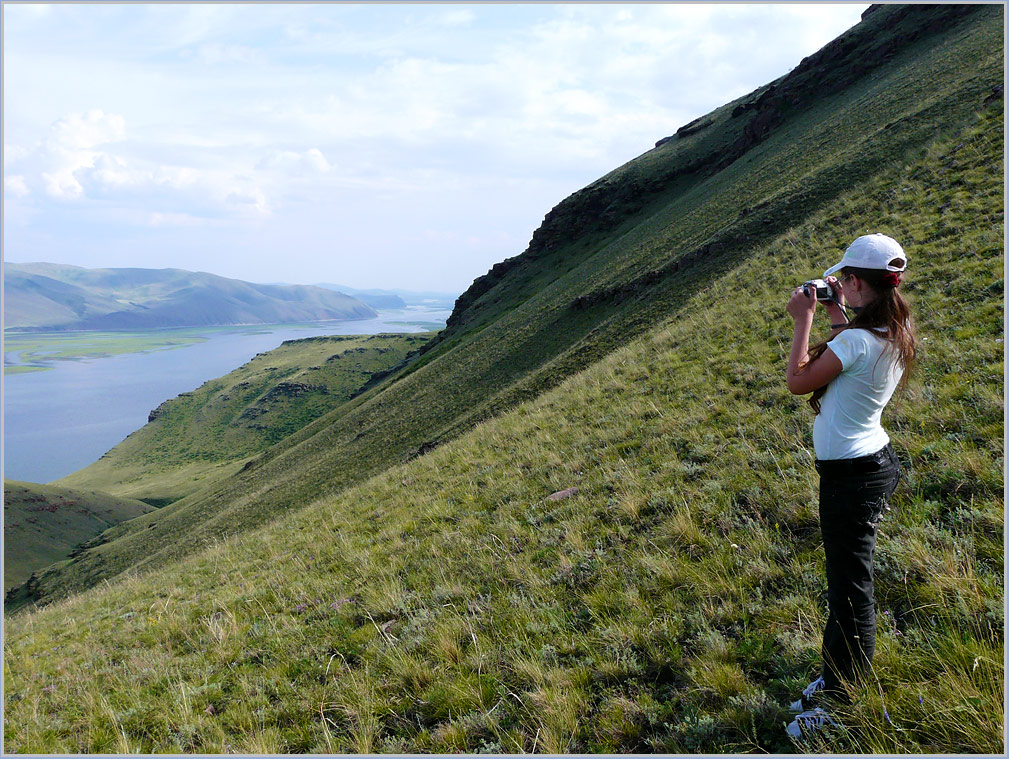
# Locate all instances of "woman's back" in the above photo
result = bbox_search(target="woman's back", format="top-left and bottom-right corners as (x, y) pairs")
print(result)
(812, 327), (903, 460)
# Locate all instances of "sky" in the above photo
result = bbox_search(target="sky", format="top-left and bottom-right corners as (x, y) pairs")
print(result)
(3, 2), (870, 294)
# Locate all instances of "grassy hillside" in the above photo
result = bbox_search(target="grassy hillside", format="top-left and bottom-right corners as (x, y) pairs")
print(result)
(2, 482), (154, 590)
(4, 263), (377, 330)
(14, 3), (999, 611)
(2, 106), (1001, 753)
(57, 333), (434, 507)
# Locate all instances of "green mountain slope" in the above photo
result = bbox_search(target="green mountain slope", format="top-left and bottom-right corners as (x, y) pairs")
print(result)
(8, 5), (1002, 614)
(4, 263), (377, 330)
(56, 333), (434, 507)
(3, 482), (154, 590)
(2, 105), (1001, 753)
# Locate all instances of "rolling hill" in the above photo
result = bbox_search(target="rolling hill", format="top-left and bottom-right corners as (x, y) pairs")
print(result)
(3, 481), (154, 590)
(2, 4), (1003, 753)
(4, 263), (377, 331)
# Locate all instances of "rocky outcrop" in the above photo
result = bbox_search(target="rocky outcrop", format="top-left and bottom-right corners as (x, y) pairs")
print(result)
(655, 115), (715, 147)
(148, 402), (170, 423)
(676, 117), (714, 138)
(445, 257), (523, 329)
(260, 382), (328, 401)
(720, 3), (979, 168)
(147, 392), (192, 423)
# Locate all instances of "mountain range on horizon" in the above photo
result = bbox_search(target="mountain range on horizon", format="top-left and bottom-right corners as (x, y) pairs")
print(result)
(314, 283), (460, 309)
(4, 262), (378, 332)
(3, 4), (1003, 754)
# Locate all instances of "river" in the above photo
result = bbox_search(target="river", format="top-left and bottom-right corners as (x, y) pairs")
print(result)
(3, 308), (450, 484)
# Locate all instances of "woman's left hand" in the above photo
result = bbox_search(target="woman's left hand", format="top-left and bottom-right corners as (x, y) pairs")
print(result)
(787, 286), (817, 320)
(824, 275), (847, 310)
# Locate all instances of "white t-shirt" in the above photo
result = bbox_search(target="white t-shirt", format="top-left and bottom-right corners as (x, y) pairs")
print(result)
(812, 327), (903, 460)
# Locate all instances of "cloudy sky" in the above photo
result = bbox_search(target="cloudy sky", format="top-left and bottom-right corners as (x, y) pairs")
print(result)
(3, 2), (869, 294)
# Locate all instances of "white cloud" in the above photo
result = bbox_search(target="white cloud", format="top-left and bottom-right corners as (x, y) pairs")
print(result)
(148, 211), (209, 228)
(5, 175), (30, 197)
(183, 42), (265, 66)
(38, 109), (126, 199)
(143, 3), (236, 53)
(256, 148), (331, 175)
(47, 108), (125, 151)
(4, 143), (33, 166)
(438, 9), (476, 28)
(6, 3), (53, 20)
(253, 4), (858, 178)
(13, 108), (275, 217)
(224, 182), (268, 214)
(142, 166), (271, 217)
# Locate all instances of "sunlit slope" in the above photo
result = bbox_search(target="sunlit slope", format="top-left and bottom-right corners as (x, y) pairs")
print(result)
(8, 3), (1002, 609)
(2, 482), (154, 590)
(3, 109), (1001, 754)
(57, 333), (433, 506)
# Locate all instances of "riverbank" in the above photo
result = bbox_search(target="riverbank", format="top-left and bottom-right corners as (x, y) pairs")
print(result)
(3, 308), (449, 483)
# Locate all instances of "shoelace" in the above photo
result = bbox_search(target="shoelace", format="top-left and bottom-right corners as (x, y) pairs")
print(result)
(803, 676), (825, 699)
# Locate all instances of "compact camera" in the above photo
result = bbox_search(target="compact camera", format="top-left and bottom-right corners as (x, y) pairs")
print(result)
(801, 278), (835, 302)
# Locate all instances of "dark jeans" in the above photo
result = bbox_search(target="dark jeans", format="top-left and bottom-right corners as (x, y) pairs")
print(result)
(815, 443), (901, 701)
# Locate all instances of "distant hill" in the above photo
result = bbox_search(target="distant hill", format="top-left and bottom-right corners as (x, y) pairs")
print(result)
(314, 285), (408, 309)
(315, 283), (460, 309)
(3, 481), (154, 590)
(4, 263), (378, 331)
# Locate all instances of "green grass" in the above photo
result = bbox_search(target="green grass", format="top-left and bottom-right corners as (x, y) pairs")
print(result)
(2, 482), (154, 590)
(2, 99), (1002, 754)
(12, 4), (999, 612)
(56, 332), (434, 505)
(4, 364), (50, 375)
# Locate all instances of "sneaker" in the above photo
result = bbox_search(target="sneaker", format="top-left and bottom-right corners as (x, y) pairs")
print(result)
(786, 707), (838, 739)
(789, 675), (825, 713)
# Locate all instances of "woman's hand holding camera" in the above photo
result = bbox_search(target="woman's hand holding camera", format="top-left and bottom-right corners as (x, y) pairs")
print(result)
(822, 275), (847, 322)
(787, 286), (817, 321)
(788, 275), (847, 323)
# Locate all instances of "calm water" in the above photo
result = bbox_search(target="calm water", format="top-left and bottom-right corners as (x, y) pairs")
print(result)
(3, 308), (449, 484)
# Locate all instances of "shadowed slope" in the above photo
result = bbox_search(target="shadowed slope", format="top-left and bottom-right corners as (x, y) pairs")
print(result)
(3, 482), (154, 590)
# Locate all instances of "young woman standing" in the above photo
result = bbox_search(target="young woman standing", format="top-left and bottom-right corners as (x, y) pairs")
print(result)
(783, 233), (917, 737)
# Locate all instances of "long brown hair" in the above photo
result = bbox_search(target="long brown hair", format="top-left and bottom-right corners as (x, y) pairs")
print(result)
(806, 266), (917, 414)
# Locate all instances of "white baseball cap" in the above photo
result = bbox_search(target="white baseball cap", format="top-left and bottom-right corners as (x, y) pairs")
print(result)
(823, 233), (907, 277)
